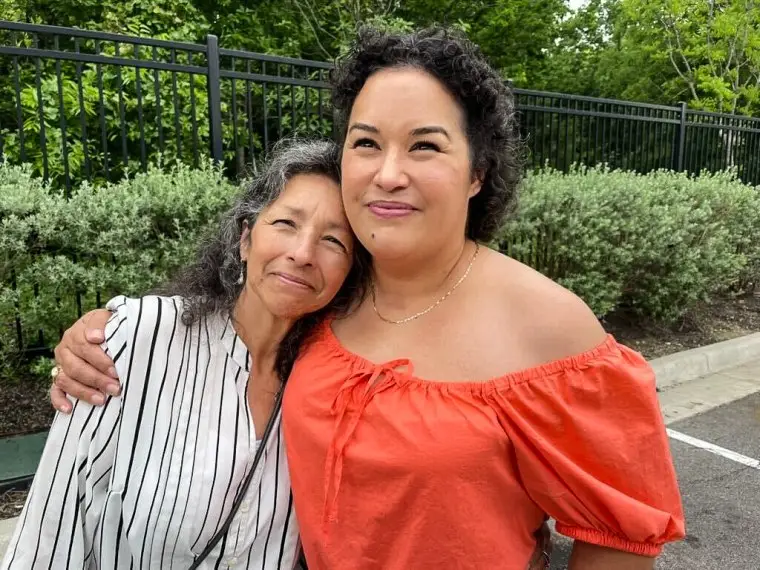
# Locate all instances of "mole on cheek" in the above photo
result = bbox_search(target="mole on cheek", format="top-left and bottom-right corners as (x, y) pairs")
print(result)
(371, 233), (375, 239)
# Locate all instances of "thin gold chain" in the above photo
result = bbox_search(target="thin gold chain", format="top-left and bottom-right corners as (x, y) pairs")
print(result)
(371, 243), (480, 325)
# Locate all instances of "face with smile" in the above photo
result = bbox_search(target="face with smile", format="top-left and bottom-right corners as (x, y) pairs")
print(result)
(239, 173), (354, 320)
(340, 67), (482, 262)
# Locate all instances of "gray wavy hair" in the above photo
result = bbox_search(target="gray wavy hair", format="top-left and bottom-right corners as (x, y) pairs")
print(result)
(158, 138), (370, 380)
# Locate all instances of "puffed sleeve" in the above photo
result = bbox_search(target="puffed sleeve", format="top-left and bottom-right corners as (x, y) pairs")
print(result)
(490, 336), (685, 556)
(1, 296), (131, 569)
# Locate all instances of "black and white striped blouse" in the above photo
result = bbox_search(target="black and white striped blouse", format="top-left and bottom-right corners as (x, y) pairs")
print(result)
(2, 295), (299, 570)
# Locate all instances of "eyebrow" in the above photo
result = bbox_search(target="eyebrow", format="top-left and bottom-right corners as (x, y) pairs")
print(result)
(348, 122), (450, 140)
(410, 126), (450, 140)
(282, 205), (306, 218)
(281, 205), (349, 233)
(348, 122), (379, 134)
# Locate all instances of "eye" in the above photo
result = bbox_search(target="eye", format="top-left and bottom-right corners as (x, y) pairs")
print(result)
(324, 235), (348, 252)
(351, 137), (379, 149)
(271, 218), (296, 228)
(410, 140), (440, 152)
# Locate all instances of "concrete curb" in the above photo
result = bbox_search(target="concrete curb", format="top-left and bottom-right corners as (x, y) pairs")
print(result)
(651, 332), (760, 390)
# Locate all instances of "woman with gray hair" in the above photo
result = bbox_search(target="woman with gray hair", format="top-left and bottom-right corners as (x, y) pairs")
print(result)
(2, 139), (367, 570)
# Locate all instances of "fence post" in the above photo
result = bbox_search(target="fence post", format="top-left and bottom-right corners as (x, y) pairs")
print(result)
(676, 101), (687, 171)
(206, 34), (224, 164)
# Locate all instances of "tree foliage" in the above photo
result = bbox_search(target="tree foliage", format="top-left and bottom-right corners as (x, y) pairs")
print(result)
(619, 0), (760, 114)
(5, 0), (760, 115)
(539, 0), (760, 116)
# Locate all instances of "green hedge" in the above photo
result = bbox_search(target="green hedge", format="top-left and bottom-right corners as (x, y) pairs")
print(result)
(496, 166), (760, 321)
(0, 161), (238, 368)
(2, 163), (759, 380)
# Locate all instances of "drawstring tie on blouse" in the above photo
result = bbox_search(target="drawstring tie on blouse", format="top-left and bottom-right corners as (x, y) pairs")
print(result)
(321, 359), (412, 535)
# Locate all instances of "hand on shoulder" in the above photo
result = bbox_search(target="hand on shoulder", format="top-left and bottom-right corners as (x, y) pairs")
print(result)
(52, 308), (120, 413)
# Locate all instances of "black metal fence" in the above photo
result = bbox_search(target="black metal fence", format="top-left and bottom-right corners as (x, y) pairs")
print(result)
(515, 90), (760, 183)
(2, 21), (760, 190)
(0, 21), (334, 191)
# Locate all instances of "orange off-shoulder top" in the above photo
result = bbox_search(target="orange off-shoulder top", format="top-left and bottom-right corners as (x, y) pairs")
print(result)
(282, 319), (685, 569)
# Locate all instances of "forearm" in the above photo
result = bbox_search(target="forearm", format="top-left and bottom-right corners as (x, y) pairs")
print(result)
(569, 541), (656, 570)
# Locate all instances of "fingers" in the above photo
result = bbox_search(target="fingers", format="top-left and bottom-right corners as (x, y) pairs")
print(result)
(81, 309), (113, 340)
(85, 328), (105, 344)
(69, 337), (118, 381)
(50, 309), (119, 411)
(55, 345), (120, 398)
(52, 369), (106, 407)
(59, 310), (114, 374)
(50, 384), (72, 414)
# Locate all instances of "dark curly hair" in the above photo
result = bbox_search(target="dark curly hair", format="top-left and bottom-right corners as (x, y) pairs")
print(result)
(157, 138), (371, 381)
(330, 26), (523, 242)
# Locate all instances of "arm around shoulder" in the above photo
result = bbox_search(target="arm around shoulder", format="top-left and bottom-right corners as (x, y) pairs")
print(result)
(53, 307), (120, 409)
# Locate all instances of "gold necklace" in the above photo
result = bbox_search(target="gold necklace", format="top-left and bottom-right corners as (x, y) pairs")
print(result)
(372, 243), (480, 325)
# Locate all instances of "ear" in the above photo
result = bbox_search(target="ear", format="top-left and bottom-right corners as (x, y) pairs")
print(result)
(468, 170), (484, 199)
(239, 220), (252, 262)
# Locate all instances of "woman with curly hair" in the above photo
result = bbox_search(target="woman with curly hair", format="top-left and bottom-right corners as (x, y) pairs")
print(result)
(49, 26), (684, 570)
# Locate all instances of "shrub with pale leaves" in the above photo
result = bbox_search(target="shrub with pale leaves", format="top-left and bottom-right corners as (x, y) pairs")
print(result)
(2, 162), (759, 378)
(0, 161), (238, 360)
(496, 166), (760, 322)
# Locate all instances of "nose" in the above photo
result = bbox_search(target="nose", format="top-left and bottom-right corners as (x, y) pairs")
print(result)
(373, 150), (409, 192)
(287, 233), (317, 267)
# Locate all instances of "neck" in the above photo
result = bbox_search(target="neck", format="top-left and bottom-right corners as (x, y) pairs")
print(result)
(371, 238), (473, 313)
(232, 288), (294, 372)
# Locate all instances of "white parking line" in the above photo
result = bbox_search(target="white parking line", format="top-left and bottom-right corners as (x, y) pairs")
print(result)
(667, 429), (760, 470)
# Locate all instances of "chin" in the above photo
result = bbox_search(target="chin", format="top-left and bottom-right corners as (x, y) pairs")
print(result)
(270, 303), (314, 321)
(357, 229), (415, 261)
(365, 242), (416, 262)
(263, 292), (318, 321)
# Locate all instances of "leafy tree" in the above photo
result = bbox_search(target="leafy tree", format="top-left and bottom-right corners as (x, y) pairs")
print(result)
(397, 0), (568, 86)
(558, 0), (760, 114)
(10, 0), (209, 40)
(533, 0), (615, 95)
(620, 0), (760, 115)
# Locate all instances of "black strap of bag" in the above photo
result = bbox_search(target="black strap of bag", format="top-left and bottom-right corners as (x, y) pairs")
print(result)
(189, 389), (284, 569)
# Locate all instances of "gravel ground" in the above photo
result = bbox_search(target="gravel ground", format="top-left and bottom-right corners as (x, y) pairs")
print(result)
(0, 490), (27, 521)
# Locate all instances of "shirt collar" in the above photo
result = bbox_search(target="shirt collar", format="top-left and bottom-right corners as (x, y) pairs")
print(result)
(219, 314), (252, 372)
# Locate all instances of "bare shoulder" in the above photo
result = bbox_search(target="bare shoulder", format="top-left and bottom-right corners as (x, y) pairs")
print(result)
(477, 247), (607, 362)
